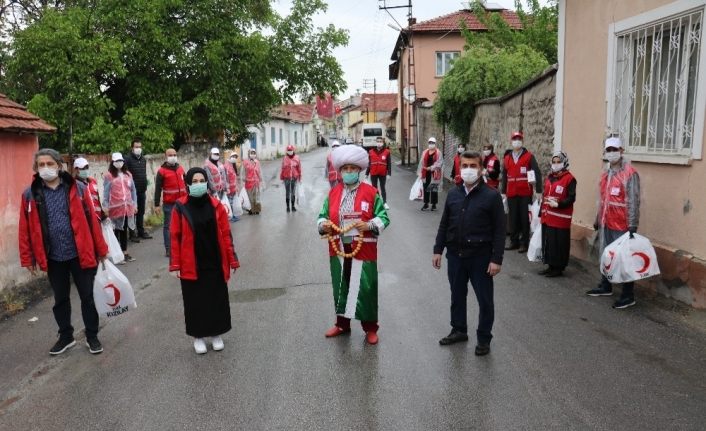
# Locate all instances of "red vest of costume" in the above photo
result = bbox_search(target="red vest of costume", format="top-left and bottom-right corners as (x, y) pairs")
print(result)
(327, 154), (341, 182)
(243, 159), (261, 190)
(420, 149), (442, 181)
(223, 162), (238, 195)
(204, 160), (226, 193)
(598, 164), (637, 232)
(280, 155), (302, 181)
(483, 154), (500, 189)
(541, 171), (575, 229)
(504, 150), (533, 197)
(368, 148), (390, 176)
(327, 183), (379, 261)
(103, 171), (136, 219)
(19, 175), (108, 272)
(169, 195), (240, 281)
(452, 154), (462, 185)
(158, 165), (187, 204)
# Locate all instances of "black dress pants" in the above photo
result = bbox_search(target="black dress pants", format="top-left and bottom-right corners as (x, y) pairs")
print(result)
(446, 251), (494, 344)
(47, 258), (99, 340)
(508, 195), (532, 247)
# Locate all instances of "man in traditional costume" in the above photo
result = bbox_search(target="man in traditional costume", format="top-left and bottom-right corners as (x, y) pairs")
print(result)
(317, 145), (390, 345)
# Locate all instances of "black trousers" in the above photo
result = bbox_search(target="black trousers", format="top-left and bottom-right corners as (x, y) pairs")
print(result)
(47, 258), (99, 340)
(370, 175), (387, 202)
(284, 179), (297, 202)
(135, 190), (146, 236)
(114, 218), (128, 252)
(508, 195), (532, 247)
(423, 175), (438, 205)
(446, 251), (494, 344)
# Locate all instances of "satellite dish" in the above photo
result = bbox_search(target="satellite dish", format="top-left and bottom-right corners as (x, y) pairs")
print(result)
(403, 86), (416, 103)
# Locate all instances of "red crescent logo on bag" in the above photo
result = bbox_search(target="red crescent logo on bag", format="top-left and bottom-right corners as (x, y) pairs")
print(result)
(632, 252), (651, 274)
(603, 251), (615, 271)
(104, 283), (121, 307)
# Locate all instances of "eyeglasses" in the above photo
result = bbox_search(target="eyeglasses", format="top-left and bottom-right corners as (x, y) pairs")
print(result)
(605, 147), (620, 152)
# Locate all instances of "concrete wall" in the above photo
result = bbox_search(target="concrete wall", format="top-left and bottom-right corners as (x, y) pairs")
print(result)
(562, 0), (706, 307)
(0, 133), (39, 292)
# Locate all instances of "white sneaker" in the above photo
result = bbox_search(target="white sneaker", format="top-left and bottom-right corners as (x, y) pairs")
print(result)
(193, 338), (207, 354)
(211, 336), (224, 351)
(384, 203), (390, 210)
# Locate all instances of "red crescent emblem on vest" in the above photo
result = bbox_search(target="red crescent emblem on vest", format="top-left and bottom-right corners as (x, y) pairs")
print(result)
(632, 252), (651, 274)
(603, 250), (615, 271)
(104, 283), (121, 307)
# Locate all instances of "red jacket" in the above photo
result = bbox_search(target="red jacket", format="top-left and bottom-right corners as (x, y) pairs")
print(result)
(19, 172), (108, 272)
(224, 162), (238, 195)
(483, 154), (500, 189)
(368, 148), (391, 176)
(503, 150), (534, 197)
(280, 155), (302, 181)
(451, 154), (462, 185)
(169, 195), (240, 281)
(327, 153), (341, 183)
(541, 171), (575, 229)
(156, 164), (187, 205)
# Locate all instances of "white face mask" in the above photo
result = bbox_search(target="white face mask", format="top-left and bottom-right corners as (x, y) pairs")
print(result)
(605, 151), (621, 163)
(229, 157), (236, 163)
(167, 156), (178, 165)
(376, 143), (383, 149)
(482, 149), (492, 157)
(511, 140), (522, 149)
(551, 163), (564, 173)
(457, 147), (465, 154)
(249, 154), (256, 160)
(460, 167), (480, 185)
(287, 151), (294, 156)
(133, 148), (142, 156)
(428, 143), (436, 150)
(114, 161), (124, 169)
(211, 154), (220, 161)
(39, 167), (59, 181)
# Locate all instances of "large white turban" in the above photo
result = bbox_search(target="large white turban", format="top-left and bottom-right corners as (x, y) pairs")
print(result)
(332, 145), (369, 171)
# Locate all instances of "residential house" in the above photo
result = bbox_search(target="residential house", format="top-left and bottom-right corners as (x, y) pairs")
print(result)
(347, 93), (398, 143)
(244, 104), (317, 160)
(557, 0), (706, 307)
(0, 94), (55, 293)
(389, 4), (521, 162)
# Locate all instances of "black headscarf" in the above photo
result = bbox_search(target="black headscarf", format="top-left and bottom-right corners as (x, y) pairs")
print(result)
(185, 167), (208, 185)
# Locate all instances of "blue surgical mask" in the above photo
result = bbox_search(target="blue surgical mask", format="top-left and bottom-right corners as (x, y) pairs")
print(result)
(78, 170), (90, 179)
(189, 182), (208, 197)
(342, 172), (359, 185)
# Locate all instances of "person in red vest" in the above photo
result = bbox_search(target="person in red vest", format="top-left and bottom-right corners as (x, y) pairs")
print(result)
(170, 167), (240, 354)
(449, 143), (466, 186)
(538, 151), (576, 277)
(419, 137), (443, 211)
(203, 147), (227, 199)
(154, 148), (187, 257)
(326, 140), (342, 188)
(19, 148), (108, 355)
(224, 149), (240, 222)
(280, 144), (302, 212)
(501, 131), (542, 253)
(243, 148), (263, 214)
(587, 137), (641, 309)
(72, 157), (104, 220)
(365, 136), (392, 210)
(481, 143), (501, 189)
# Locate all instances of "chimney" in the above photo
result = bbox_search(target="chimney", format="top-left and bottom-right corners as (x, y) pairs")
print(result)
(408, 17), (416, 26)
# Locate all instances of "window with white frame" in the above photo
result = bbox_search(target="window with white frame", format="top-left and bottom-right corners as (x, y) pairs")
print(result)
(271, 127), (276, 146)
(609, 5), (705, 158)
(436, 51), (460, 77)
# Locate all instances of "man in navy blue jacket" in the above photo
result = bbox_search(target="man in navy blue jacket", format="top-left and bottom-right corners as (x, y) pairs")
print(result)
(433, 151), (506, 355)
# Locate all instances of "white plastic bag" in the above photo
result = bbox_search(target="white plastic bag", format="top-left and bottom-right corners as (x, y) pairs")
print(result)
(240, 188), (252, 211)
(529, 200), (541, 233)
(220, 193), (232, 217)
(101, 219), (124, 264)
(231, 192), (243, 217)
(527, 224), (543, 262)
(93, 260), (136, 318)
(600, 232), (661, 283)
(409, 178), (424, 201)
(502, 194), (509, 214)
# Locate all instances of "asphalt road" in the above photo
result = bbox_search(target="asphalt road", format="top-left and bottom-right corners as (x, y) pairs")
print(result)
(1, 147), (706, 430)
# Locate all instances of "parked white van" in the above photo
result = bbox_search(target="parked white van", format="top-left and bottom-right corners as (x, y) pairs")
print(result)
(361, 123), (386, 149)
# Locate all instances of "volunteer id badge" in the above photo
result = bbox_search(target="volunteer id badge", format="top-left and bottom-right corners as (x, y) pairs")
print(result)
(610, 187), (621, 196)
(342, 212), (362, 237)
(520, 167), (527, 174)
(555, 185), (564, 193)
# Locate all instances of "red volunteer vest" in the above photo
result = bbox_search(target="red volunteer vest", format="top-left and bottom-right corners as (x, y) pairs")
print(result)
(158, 165), (187, 205)
(420, 149), (442, 181)
(541, 171), (575, 229)
(598, 164), (637, 232)
(204, 160), (225, 192)
(483, 154), (500, 189)
(368, 148), (390, 176)
(504, 150), (533, 197)
(327, 154), (341, 182)
(452, 154), (462, 185)
(327, 183), (379, 261)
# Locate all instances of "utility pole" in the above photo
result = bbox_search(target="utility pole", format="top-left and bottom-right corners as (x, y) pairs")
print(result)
(362, 78), (377, 122)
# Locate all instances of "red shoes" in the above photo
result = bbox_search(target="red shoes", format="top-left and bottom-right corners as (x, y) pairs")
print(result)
(365, 332), (379, 345)
(324, 326), (351, 338)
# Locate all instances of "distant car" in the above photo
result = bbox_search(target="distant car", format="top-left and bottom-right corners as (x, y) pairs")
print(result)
(344, 137), (354, 145)
(361, 123), (386, 149)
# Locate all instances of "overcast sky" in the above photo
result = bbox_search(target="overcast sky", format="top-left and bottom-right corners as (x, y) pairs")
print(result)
(272, 0), (520, 99)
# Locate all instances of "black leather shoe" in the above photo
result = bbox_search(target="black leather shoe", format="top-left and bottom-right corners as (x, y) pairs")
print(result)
(139, 233), (153, 239)
(537, 267), (551, 275)
(439, 330), (469, 346)
(545, 269), (563, 278)
(475, 343), (490, 356)
(505, 243), (519, 250)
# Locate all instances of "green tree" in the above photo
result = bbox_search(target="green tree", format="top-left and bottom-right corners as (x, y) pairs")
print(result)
(1, 0), (348, 153)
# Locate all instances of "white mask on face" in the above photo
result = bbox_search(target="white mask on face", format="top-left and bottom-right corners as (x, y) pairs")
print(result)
(133, 148), (142, 156)
(376, 142), (383, 149)
(551, 163), (564, 173)
(482, 149), (492, 157)
(457, 147), (465, 154)
(286, 151), (294, 156)
(249, 154), (256, 160)
(511, 140), (522, 149)
(229, 157), (236, 163)
(460, 168), (480, 185)
(167, 156), (178, 165)
(605, 151), (621, 163)
(211, 154), (220, 161)
(114, 161), (124, 169)
(428, 143), (436, 149)
(39, 167), (59, 181)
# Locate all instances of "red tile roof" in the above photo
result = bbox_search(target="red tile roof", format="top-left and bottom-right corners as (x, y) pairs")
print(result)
(356, 93), (397, 113)
(271, 104), (316, 123)
(411, 9), (522, 32)
(0, 93), (56, 133)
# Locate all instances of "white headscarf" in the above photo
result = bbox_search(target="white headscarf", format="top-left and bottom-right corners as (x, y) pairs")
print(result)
(332, 145), (369, 171)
